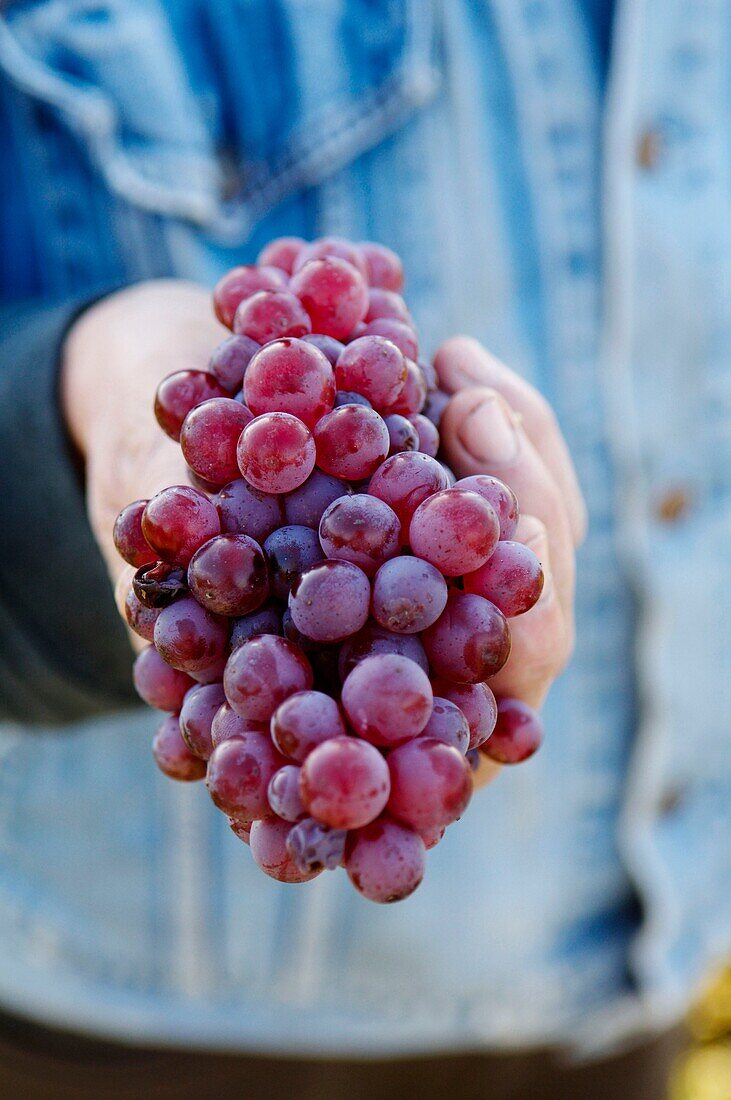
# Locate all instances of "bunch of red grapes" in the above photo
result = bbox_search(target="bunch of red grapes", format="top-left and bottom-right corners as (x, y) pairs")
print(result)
(114, 236), (545, 903)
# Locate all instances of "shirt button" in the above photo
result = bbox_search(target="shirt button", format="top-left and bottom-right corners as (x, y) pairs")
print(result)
(637, 128), (663, 170)
(655, 486), (692, 524)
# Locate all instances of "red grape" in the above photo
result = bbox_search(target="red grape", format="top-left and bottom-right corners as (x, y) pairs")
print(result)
(288, 560), (370, 642)
(387, 738), (472, 832)
(318, 494), (400, 576)
(267, 765), (306, 822)
(409, 413), (439, 457)
(293, 236), (368, 278)
(371, 556), (448, 634)
(215, 478), (283, 543)
(152, 715), (207, 782)
(180, 398), (253, 486)
(244, 338), (335, 427)
(284, 470), (350, 529)
(409, 488), (499, 576)
(187, 533), (269, 616)
(250, 816), (322, 883)
(270, 690), (347, 762)
(313, 404), (389, 480)
(154, 370), (227, 441)
(300, 736), (390, 829)
(361, 318), (418, 360)
(430, 679), (497, 750)
(384, 414), (419, 455)
(463, 540), (544, 616)
(223, 634), (312, 722)
(365, 288), (411, 324)
(359, 241), (404, 290)
(124, 587), (160, 641)
(334, 336), (406, 409)
(341, 653), (432, 746)
(113, 500), (155, 568)
(237, 412), (316, 494)
(368, 451), (449, 535)
(210, 701), (266, 749)
(233, 289), (311, 343)
(229, 818), (253, 844)
(132, 561), (187, 609)
(422, 388), (451, 428)
(453, 474), (519, 540)
(338, 623), (429, 681)
(344, 818), (425, 903)
(208, 334), (259, 391)
(206, 730), (286, 819)
(213, 264), (287, 328)
(385, 358), (426, 416)
(290, 257), (368, 340)
(230, 602), (282, 648)
(422, 590), (511, 683)
(142, 486), (220, 566)
(301, 333), (345, 365)
(133, 645), (193, 711)
(482, 698), (544, 763)
(286, 818), (347, 873)
(179, 682), (225, 759)
(153, 596), (230, 675)
(263, 525), (323, 600)
(256, 236), (305, 274)
(419, 698), (470, 754)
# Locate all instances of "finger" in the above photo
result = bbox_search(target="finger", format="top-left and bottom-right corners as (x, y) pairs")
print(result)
(434, 336), (587, 545)
(486, 515), (572, 709)
(439, 386), (575, 620)
(473, 755), (502, 791)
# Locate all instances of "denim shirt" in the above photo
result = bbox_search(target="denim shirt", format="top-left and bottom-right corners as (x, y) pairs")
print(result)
(0, 0), (728, 1056)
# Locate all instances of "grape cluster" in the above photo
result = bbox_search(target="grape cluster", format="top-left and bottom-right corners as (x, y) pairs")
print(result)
(115, 236), (546, 904)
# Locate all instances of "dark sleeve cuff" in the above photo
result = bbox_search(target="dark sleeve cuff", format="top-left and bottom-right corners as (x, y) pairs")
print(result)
(0, 296), (137, 724)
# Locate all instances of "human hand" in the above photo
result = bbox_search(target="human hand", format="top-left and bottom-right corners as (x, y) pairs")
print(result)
(61, 279), (227, 650)
(435, 337), (586, 786)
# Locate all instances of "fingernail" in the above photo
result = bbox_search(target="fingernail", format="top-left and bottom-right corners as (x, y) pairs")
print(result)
(457, 393), (520, 467)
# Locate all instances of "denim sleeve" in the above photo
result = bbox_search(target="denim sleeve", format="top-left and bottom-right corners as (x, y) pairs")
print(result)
(0, 298), (136, 723)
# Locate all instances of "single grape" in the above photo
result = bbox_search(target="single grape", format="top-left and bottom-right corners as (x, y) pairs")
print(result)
(361, 318), (418, 361)
(344, 817), (425, 903)
(180, 398), (253, 486)
(409, 488), (499, 576)
(213, 264), (287, 328)
(237, 412), (316, 494)
(142, 486), (220, 567)
(300, 736), (390, 829)
(286, 818), (347, 873)
(256, 236), (305, 274)
(113, 500), (155, 568)
(313, 404), (389, 480)
(341, 653), (432, 746)
(124, 587), (160, 641)
(154, 370), (227, 441)
(482, 698), (544, 763)
(368, 451), (449, 536)
(249, 816), (322, 883)
(409, 413), (440, 458)
(290, 256), (369, 340)
(187, 533), (268, 616)
(215, 478), (283, 543)
(359, 241), (404, 290)
(270, 690), (347, 762)
(288, 560), (370, 642)
(365, 288), (411, 324)
(229, 817), (253, 844)
(152, 715), (207, 782)
(153, 596), (230, 675)
(463, 540), (544, 616)
(230, 601), (283, 648)
(206, 730), (287, 819)
(422, 388), (451, 428)
(179, 682), (226, 760)
(338, 623), (429, 681)
(385, 359), (426, 417)
(263, 525), (324, 601)
(190, 654), (228, 685)
(418, 359), (438, 392)
(233, 289), (311, 343)
(333, 390), (372, 409)
(133, 645), (194, 711)
(210, 701), (266, 749)
(284, 470), (350, 529)
(244, 338), (335, 427)
(133, 561), (187, 609)
(387, 738), (473, 831)
(384, 414), (419, 455)
(429, 682), (497, 750)
(318, 494), (400, 576)
(370, 556), (448, 634)
(422, 590), (511, 683)
(301, 333), (346, 365)
(453, 475), (519, 540)
(334, 336), (406, 409)
(267, 765), (306, 822)
(208, 334), (260, 391)
(223, 634), (313, 722)
(293, 236), (368, 278)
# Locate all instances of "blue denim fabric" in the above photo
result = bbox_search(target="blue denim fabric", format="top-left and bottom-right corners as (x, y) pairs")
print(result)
(0, 0), (728, 1055)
